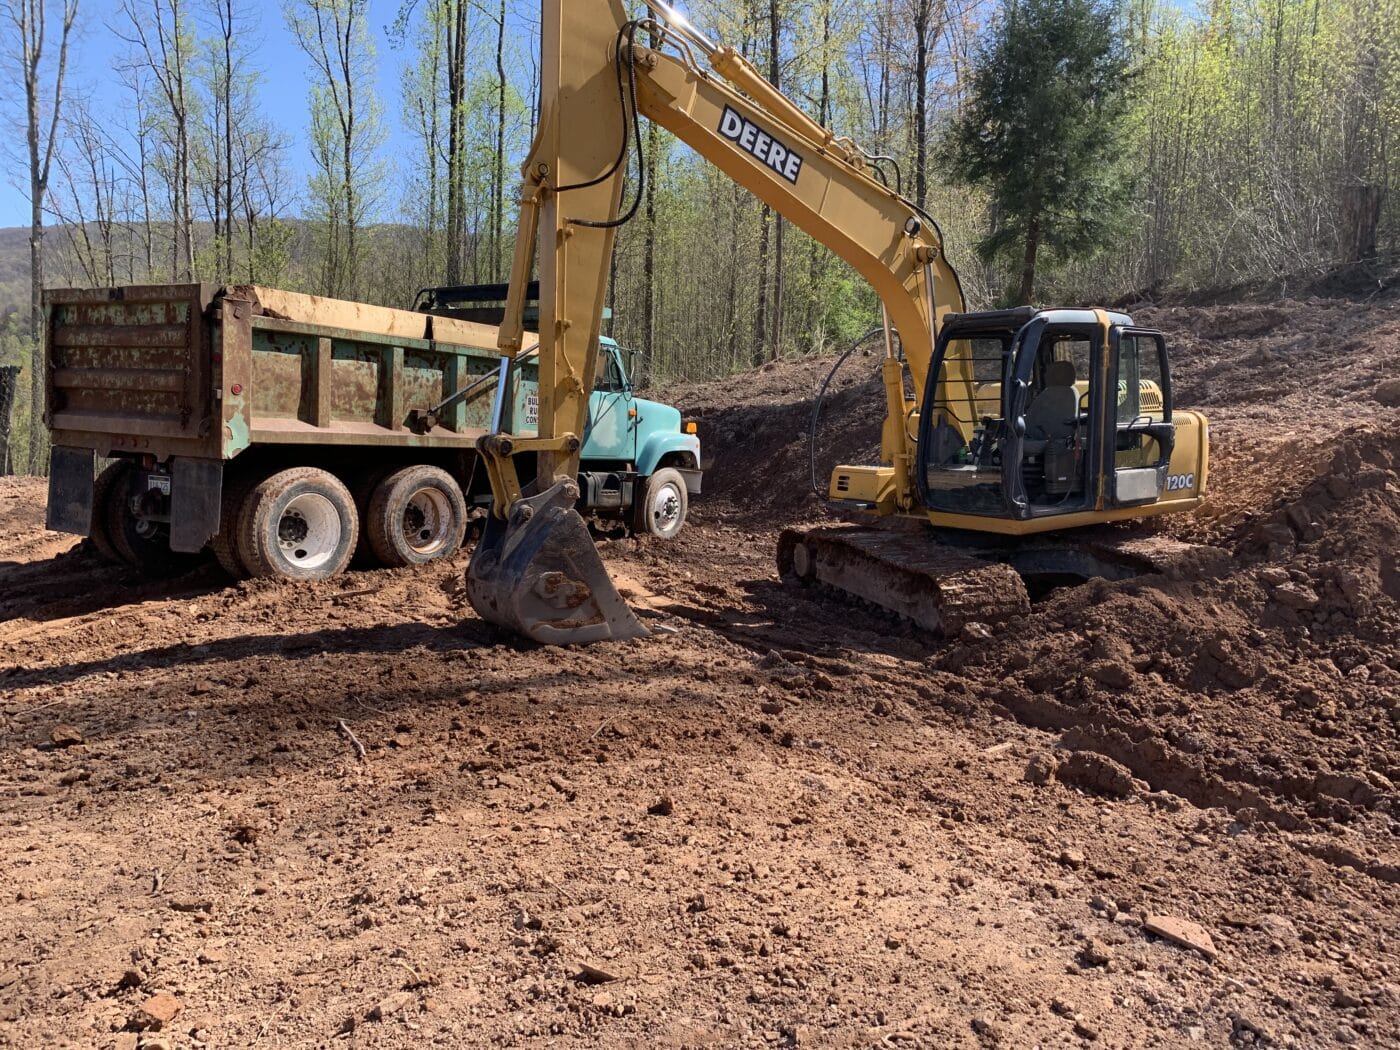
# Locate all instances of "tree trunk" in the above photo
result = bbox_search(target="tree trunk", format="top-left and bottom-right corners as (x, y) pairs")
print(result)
(1019, 213), (1040, 304)
(445, 0), (466, 284)
(766, 0), (782, 361)
(807, 1), (831, 338)
(912, 0), (931, 210)
(1339, 183), (1384, 263)
(18, 0), (77, 474)
(492, 0), (507, 280)
(222, 0), (234, 278)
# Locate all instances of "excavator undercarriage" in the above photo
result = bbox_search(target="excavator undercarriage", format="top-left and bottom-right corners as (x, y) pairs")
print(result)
(777, 523), (1226, 635)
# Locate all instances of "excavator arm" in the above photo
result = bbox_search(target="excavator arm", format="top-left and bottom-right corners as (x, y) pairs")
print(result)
(468, 0), (967, 644)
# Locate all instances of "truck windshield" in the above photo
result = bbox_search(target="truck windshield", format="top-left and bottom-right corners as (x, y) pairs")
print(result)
(920, 335), (1012, 516)
(595, 348), (627, 393)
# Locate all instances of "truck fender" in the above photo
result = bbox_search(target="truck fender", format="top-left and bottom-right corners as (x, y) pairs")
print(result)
(637, 432), (700, 482)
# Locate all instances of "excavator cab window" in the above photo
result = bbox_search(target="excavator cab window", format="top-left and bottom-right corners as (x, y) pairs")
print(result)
(1016, 333), (1095, 511)
(1109, 329), (1174, 505)
(919, 332), (1015, 516)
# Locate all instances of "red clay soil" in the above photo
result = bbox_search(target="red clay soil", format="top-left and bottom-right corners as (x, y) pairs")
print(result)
(2, 294), (1400, 1049)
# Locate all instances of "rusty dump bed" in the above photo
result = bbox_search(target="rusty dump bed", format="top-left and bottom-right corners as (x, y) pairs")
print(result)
(44, 283), (523, 463)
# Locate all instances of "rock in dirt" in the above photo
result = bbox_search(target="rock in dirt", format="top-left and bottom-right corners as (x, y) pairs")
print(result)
(1144, 914), (1218, 959)
(1272, 582), (1321, 611)
(1055, 751), (1139, 798)
(1078, 938), (1113, 968)
(647, 796), (674, 817)
(1374, 377), (1400, 407)
(367, 990), (415, 1020)
(1058, 848), (1087, 870)
(574, 961), (620, 985)
(49, 724), (84, 748)
(1089, 662), (1133, 689)
(138, 993), (182, 1027)
(1024, 752), (1058, 786)
(970, 1016), (1003, 1043)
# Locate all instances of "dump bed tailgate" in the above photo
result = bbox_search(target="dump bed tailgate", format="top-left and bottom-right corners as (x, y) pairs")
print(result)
(45, 284), (218, 459)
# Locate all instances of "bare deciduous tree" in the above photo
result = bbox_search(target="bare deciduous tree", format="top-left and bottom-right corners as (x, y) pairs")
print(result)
(4, 0), (77, 473)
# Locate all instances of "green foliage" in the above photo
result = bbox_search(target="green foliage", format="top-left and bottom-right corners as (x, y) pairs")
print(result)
(0, 318), (38, 475)
(946, 0), (1134, 302)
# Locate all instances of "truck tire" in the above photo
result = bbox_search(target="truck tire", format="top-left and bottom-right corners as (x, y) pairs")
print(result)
(88, 460), (128, 564)
(236, 467), (358, 581)
(211, 470), (259, 580)
(349, 466), (392, 566)
(365, 465), (468, 567)
(105, 462), (205, 577)
(635, 467), (688, 540)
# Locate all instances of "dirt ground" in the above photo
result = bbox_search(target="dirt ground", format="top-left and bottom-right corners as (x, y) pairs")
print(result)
(3, 293), (1400, 1049)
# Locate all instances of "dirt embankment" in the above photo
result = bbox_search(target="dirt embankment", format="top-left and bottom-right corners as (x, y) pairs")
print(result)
(2, 293), (1400, 1049)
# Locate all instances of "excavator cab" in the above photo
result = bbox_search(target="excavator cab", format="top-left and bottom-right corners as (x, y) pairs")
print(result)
(918, 309), (1184, 527)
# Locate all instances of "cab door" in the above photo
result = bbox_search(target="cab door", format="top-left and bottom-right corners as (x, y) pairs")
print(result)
(1107, 329), (1174, 506)
(581, 342), (637, 462)
(1002, 319), (1100, 518)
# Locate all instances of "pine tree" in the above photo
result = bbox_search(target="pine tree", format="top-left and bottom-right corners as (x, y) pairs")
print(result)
(946, 0), (1133, 303)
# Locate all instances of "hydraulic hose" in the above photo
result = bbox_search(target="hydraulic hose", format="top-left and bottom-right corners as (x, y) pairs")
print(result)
(808, 326), (886, 497)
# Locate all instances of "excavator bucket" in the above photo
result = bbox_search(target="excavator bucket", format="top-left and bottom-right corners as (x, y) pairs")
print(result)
(466, 479), (650, 645)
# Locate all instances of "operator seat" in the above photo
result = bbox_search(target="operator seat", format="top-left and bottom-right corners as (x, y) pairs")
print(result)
(1023, 360), (1079, 452)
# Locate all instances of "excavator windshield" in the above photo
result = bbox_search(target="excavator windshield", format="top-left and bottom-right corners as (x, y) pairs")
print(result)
(921, 334), (1013, 516)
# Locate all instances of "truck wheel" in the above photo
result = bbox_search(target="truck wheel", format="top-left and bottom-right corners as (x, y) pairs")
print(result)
(211, 471), (258, 580)
(88, 460), (128, 564)
(366, 465), (468, 567)
(237, 467), (358, 580)
(635, 467), (688, 540)
(105, 464), (204, 578)
(350, 466), (392, 566)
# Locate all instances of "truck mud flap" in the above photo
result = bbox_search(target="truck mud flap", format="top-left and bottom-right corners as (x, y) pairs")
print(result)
(467, 479), (649, 645)
(46, 445), (94, 536)
(170, 458), (223, 553)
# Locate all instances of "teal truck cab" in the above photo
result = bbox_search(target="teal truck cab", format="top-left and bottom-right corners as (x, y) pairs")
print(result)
(417, 284), (702, 538)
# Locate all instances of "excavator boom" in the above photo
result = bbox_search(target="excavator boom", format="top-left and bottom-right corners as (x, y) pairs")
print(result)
(468, 0), (966, 644)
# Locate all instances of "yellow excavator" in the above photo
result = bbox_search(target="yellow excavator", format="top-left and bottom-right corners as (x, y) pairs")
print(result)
(466, 0), (1210, 644)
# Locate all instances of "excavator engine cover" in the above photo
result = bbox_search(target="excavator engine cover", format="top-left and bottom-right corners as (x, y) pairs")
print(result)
(467, 479), (650, 645)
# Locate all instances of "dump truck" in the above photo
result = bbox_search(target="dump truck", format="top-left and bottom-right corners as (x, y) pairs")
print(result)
(42, 283), (701, 580)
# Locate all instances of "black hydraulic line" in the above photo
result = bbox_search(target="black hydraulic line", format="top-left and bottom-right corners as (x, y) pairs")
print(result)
(555, 22), (637, 196)
(808, 326), (886, 497)
(568, 22), (647, 230)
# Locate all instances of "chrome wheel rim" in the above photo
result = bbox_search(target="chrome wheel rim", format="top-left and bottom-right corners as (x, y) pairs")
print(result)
(277, 492), (340, 570)
(401, 486), (453, 555)
(649, 481), (682, 535)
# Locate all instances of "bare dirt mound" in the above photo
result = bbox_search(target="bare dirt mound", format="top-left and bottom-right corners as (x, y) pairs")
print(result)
(660, 349), (884, 521)
(939, 422), (1400, 844)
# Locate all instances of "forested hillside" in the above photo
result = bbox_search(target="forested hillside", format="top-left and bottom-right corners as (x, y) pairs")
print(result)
(2, 0), (1398, 473)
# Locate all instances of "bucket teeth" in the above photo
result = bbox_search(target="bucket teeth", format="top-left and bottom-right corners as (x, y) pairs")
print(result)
(467, 480), (650, 645)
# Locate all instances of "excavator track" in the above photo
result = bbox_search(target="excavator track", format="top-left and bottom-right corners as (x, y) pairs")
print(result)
(777, 525), (1228, 636)
(777, 525), (1031, 635)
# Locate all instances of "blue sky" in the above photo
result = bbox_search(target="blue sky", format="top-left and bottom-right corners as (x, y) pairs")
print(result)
(0, 0), (431, 228)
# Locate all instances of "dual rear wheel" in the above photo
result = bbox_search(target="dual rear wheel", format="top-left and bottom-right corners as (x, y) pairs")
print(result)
(218, 465), (469, 581)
